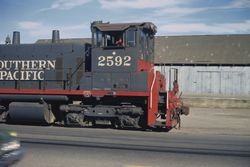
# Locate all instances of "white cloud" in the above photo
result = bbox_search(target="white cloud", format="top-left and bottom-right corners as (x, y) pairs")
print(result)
(226, 0), (250, 8)
(98, 0), (191, 9)
(158, 20), (250, 35)
(98, 0), (250, 20)
(18, 21), (50, 37)
(98, 0), (209, 19)
(18, 21), (42, 30)
(154, 7), (206, 17)
(40, 0), (92, 11)
(18, 19), (250, 41)
(18, 21), (89, 40)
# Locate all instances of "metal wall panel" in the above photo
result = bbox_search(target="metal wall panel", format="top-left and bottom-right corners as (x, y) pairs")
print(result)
(155, 66), (250, 96)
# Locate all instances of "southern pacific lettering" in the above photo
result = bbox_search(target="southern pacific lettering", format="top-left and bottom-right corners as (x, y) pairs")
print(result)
(0, 70), (44, 80)
(0, 60), (56, 70)
(0, 60), (55, 80)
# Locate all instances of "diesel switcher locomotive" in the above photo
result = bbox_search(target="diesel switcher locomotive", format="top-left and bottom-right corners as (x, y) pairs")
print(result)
(0, 21), (189, 130)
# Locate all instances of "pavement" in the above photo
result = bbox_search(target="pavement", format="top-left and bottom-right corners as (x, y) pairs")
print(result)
(0, 107), (249, 167)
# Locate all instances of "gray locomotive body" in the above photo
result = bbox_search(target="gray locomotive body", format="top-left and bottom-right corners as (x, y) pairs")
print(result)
(0, 21), (188, 130)
(0, 43), (91, 91)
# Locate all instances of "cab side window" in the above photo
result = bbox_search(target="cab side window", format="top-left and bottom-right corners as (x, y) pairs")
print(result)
(126, 29), (136, 47)
(139, 30), (153, 62)
(139, 30), (146, 60)
(93, 30), (103, 47)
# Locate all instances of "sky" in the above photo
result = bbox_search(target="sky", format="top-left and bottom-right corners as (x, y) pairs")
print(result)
(0, 0), (250, 43)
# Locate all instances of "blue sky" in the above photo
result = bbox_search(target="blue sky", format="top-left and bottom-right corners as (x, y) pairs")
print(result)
(0, 0), (249, 43)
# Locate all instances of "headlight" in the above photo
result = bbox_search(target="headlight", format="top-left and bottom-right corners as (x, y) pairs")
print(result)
(9, 132), (18, 137)
(1, 140), (21, 151)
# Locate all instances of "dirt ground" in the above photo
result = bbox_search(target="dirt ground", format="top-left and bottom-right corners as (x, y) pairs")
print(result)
(171, 107), (250, 136)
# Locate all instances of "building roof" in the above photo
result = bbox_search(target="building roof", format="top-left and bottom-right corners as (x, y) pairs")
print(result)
(35, 34), (250, 66)
(155, 34), (250, 65)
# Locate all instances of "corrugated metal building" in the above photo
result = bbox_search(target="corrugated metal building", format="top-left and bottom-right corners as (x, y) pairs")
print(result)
(155, 66), (249, 96)
(36, 34), (250, 96)
(155, 35), (250, 96)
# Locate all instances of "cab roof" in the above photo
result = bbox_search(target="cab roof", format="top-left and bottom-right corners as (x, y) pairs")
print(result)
(91, 21), (157, 34)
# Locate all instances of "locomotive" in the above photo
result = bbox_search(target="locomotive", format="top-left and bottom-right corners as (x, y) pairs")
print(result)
(0, 21), (189, 130)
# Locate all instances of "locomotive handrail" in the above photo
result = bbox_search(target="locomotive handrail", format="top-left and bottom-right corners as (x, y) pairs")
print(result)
(68, 47), (91, 85)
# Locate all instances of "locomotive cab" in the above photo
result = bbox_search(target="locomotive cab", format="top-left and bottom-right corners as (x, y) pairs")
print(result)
(91, 21), (156, 71)
(90, 21), (157, 91)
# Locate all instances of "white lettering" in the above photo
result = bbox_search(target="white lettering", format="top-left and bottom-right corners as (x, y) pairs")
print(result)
(0, 70), (46, 80)
(0, 60), (56, 81)
(47, 60), (56, 70)
(37, 71), (44, 80)
(0, 61), (4, 70)
(97, 56), (132, 67)
(20, 71), (25, 80)
(0, 71), (7, 80)
(124, 56), (132, 66)
(6, 72), (13, 80)
(24, 71), (31, 80)
(4, 61), (12, 70)
(39, 60), (47, 69)
(21, 61), (30, 70)
(13, 71), (19, 80)
(0, 60), (56, 70)
(31, 60), (38, 70)
(13, 61), (20, 70)
(32, 71), (38, 80)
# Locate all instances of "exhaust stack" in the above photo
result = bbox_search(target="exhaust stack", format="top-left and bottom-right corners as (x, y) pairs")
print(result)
(12, 31), (20, 44)
(52, 30), (60, 43)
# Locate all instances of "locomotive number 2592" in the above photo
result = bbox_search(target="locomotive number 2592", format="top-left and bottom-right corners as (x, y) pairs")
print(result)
(98, 56), (131, 67)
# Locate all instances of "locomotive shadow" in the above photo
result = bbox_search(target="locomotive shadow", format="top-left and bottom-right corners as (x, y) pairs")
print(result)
(4, 120), (52, 127)
(59, 123), (171, 133)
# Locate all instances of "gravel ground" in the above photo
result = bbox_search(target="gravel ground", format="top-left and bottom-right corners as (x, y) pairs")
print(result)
(171, 107), (250, 136)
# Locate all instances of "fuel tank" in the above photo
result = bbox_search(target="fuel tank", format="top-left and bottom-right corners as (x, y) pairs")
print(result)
(8, 102), (55, 124)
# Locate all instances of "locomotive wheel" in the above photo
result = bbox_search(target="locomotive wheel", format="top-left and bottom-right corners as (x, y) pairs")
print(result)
(65, 113), (85, 127)
(111, 119), (120, 129)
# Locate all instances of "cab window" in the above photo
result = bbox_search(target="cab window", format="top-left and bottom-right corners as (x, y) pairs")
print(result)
(104, 31), (124, 48)
(126, 29), (136, 47)
(93, 30), (103, 47)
